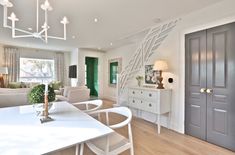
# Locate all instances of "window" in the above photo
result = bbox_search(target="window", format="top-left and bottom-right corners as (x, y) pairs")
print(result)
(20, 58), (54, 83)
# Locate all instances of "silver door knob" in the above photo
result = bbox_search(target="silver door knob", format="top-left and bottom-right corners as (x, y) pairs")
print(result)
(200, 88), (206, 93)
(206, 89), (213, 94)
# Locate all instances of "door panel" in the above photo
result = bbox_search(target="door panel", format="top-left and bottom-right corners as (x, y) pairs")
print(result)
(185, 30), (207, 140)
(206, 23), (235, 151)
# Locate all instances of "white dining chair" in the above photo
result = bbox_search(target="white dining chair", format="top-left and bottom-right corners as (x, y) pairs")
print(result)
(74, 100), (103, 155)
(77, 107), (134, 155)
(73, 99), (103, 115)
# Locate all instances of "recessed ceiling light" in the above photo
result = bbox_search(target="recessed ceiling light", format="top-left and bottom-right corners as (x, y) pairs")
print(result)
(72, 36), (76, 39)
(94, 18), (98, 23)
(28, 27), (32, 31)
(110, 42), (113, 46)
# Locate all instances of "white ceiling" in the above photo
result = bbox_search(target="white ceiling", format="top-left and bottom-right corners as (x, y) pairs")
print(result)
(0, 0), (222, 51)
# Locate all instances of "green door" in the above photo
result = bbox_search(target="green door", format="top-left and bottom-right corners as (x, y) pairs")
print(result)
(85, 57), (98, 96)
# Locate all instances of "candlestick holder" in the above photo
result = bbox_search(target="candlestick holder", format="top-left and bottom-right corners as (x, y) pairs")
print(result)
(40, 92), (54, 123)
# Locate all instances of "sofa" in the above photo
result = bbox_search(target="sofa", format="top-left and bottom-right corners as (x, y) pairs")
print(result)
(56, 86), (90, 103)
(0, 88), (31, 108)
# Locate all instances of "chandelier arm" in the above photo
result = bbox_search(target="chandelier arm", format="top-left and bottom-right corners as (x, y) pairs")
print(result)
(10, 20), (16, 38)
(38, 28), (47, 35)
(63, 24), (66, 40)
(44, 35), (65, 40)
(44, 9), (48, 43)
(5, 26), (34, 35)
(13, 35), (34, 38)
(36, 0), (39, 32)
(3, 6), (8, 27)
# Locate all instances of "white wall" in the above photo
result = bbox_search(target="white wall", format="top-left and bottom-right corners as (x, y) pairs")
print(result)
(78, 49), (105, 97)
(104, 0), (235, 133)
(103, 43), (138, 100)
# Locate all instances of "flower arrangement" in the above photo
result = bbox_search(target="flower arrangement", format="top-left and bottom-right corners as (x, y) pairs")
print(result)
(136, 75), (144, 86)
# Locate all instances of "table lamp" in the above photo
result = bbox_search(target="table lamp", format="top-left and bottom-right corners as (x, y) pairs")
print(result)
(153, 60), (168, 89)
(0, 67), (8, 88)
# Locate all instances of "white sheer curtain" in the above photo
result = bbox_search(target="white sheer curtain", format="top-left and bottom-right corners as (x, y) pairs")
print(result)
(4, 47), (20, 86)
(54, 52), (66, 85)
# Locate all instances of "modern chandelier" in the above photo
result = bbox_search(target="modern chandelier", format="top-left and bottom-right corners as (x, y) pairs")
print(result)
(0, 0), (69, 43)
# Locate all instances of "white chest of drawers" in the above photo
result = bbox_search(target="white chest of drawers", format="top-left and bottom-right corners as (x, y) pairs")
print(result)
(128, 87), (172, 134)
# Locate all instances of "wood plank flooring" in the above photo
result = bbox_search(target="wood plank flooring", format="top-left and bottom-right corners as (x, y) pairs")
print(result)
(49, 100), (235, 155)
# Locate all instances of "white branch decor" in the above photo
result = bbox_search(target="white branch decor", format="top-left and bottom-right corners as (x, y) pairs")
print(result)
(117, 19), (179, 100)
(0, 0), (69, 43)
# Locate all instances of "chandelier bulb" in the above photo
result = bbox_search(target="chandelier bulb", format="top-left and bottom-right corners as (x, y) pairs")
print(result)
(0, 0), (13, 7)
(61, 16), (69, 24)
(8, 12), (19, 21)
(44, 0), (50, 7)
(41, 0), (52, 11)
(11, 12), (15, 17)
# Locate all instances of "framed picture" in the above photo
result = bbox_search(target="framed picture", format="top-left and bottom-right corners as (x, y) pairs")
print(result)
(145, 65), (159, 84)
(108, 58), (122, 87)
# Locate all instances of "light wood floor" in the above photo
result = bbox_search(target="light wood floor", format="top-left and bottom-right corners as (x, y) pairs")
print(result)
(50, 100), (235, 155)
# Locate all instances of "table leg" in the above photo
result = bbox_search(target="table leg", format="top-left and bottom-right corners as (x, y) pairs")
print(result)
(157, 114), (161, 134)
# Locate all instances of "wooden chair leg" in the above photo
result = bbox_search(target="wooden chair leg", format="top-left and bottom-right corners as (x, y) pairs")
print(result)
(130, 146), (134, 155)
(75, 144), (79, 155)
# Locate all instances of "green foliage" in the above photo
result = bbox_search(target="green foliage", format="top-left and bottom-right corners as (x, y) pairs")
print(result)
(28, 84), (55, 104)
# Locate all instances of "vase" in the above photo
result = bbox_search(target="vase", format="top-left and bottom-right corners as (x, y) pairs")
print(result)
(34, 103), (53, 116)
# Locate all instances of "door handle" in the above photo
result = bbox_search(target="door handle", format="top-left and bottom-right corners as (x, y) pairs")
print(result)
(200, 88), (206, 93)
(206, 89), (213, 94)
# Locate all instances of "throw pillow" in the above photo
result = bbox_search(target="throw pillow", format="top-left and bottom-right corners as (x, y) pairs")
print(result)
(50, 81), (62, 90)
(8, 82), (21, 89)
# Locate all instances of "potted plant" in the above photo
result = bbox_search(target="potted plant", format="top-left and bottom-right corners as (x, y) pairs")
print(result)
(136, 75), (144, 87)
(28, 84), (55, 115)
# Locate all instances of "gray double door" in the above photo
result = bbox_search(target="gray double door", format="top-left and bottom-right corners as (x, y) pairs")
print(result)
(185, 22), (235, 151)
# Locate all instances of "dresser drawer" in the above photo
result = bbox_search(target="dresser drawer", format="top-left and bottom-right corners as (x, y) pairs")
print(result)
(142, 90), (158, 102)
(128, 89), (144, 98)
(128, 97), (140, 108)
(141, 100), (157, 113)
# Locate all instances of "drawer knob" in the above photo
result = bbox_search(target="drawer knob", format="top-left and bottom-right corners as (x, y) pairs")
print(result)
(132, 100), (135, 103)
(149, 93), (152, 97)
(141, 101), (143, 103)
(149, 104), (152, 107)
(132, 91), (135, 94)
(141, 91), (143, 94)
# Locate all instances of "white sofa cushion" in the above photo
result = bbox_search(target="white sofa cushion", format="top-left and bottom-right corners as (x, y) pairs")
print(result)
(0, 88), (30, 94)
(63, 86), (88, 97)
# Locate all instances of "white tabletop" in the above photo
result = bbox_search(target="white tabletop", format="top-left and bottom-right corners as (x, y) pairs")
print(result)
(0, 102), (113, 155)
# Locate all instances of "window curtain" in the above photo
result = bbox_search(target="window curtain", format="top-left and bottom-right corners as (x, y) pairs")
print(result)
(4, 47), (20, 86)
(54, 52), (65, 86)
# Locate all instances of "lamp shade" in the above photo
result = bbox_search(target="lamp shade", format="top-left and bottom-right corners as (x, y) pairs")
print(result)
(0, 67), (8, 74)
(153, 60), (168, 71)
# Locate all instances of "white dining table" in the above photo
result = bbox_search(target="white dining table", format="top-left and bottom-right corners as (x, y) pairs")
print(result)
(0, 101), (113, 155)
